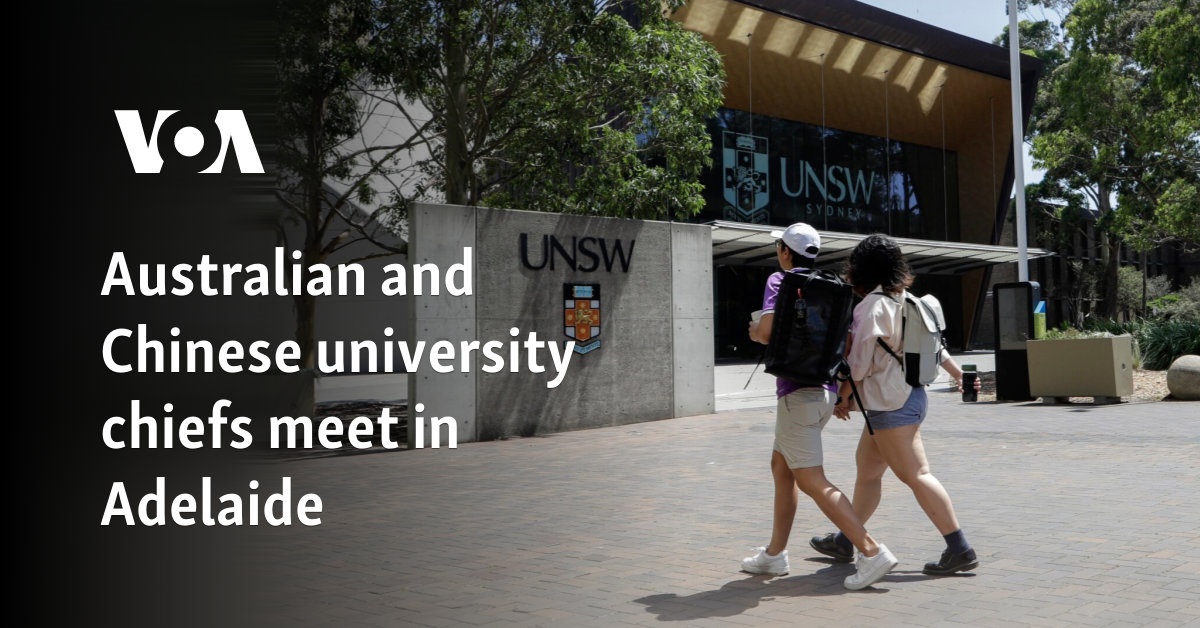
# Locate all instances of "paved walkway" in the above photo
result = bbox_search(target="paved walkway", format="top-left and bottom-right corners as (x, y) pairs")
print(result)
(232, 361), (1197, 627)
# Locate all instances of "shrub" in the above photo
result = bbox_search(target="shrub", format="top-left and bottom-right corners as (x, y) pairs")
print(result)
(1150, 278), (1200, 322)
(1117, 266), (1170, 316)
(1081, 318), (1136, 336)
(1137, 318), (1200, 370)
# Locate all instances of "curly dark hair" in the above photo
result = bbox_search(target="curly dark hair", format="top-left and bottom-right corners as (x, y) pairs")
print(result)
(846, 233), (913, 295)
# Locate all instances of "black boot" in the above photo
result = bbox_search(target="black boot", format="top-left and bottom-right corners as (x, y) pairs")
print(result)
(809, 533), (853, 563)
(923, 548), (978, 575)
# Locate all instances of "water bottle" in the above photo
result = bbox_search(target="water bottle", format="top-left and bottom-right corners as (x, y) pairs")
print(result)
(961, 364), (978, 403)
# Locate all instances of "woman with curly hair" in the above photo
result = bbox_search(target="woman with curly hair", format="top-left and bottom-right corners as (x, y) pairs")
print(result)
(810, 233), (979, 577)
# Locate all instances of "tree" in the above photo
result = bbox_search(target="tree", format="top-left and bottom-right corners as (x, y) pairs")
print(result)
(1010, 0), (1199, 319)
(276, 0), (727, 376)
(276, 0), (416, 378)
(365, 0), (726, 218)
(1119, 0), (1200, 250)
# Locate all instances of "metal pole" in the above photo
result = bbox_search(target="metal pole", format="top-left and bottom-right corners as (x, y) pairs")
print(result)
(821, 53), (828, 229)
(941, 83), (948, 241)
(747, 33), (753, 136)
(1009, 0), (1029, 281)
(884, 70), (891, 235)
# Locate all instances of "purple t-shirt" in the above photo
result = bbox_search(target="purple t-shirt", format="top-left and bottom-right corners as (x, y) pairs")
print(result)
(762, 268), (839, 398)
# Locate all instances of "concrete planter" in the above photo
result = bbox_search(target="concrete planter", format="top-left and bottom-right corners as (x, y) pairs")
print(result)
(1025, 335), (1135, 403)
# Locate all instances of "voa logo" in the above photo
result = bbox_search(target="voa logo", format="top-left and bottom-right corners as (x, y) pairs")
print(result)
(114, 110), (265, 174)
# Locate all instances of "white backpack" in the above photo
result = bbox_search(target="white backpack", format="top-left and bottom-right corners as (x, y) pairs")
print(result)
(876, 292), (947, 386)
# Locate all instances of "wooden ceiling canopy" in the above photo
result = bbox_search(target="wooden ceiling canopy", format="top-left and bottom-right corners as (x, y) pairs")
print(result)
(671, 0), (1040, 155)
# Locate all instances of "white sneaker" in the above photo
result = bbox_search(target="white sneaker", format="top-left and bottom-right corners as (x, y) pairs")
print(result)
(741, 547), (789, 575)
(843, 544), (898, 590)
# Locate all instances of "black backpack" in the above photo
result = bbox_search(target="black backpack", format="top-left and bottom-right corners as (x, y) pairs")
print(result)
(763, 269), (856, 388)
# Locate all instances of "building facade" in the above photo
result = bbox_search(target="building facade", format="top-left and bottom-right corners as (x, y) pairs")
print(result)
(669, 0), (1052, 355)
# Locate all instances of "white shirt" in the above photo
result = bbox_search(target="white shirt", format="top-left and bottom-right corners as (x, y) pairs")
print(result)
(848, 287), (911, 411)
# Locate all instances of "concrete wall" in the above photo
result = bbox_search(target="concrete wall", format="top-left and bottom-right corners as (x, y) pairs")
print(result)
(406, 204), (478, 444)
(314, 243), (410, 402)
(671, 224), (716, 417)
(408, 204), (714, 443)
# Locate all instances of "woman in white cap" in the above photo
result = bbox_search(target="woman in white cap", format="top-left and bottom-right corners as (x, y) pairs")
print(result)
(742, 222), (898, 591)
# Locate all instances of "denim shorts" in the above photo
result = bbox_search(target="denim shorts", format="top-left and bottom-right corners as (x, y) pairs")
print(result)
(864, 386), (927, 430)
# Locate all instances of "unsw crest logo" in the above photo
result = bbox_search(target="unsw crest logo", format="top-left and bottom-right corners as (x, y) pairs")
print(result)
(114, 109), (265, 174)
(564, 284), (601, 355)
(722, 130), (770, 224)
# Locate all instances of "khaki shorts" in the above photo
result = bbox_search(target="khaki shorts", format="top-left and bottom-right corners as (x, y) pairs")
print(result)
(774, 388), (836, 469)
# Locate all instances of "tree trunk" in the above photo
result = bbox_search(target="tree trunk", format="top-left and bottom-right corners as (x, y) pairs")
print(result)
(294, 288), (317, 371)
(443, 4), (469, 206)
(1071, 263), (1088, 327)
(287, 97), (325, 417)
(1140, 251), (1148, 318)
(299, 98), (325, 372)
(1096, 183), (1120, 320)
(1099, 233), (1121, 320)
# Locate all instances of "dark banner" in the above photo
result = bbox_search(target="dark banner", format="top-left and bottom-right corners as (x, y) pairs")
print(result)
(700, 108), (960, 241)
(29, 2), (283, 626)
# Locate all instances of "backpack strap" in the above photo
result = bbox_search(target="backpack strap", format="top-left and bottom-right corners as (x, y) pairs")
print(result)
(835, 360), (874, 435)
(877, 336), (903, 365)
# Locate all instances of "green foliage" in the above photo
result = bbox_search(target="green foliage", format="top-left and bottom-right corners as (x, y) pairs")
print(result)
(1135, 0), (1200, 120)
(279, 0), (726, 224)
(274, 0), (727, 369)
(1149, 293), (1180, 309)
(1116, 265), (1171, 315)
(478, 10), (726, 219)
(364, 0), (726, 219)
(1060, 1), (1200, 249)
(1137, 318), (1200, 369)
(1042, 326), (1114, 340)
(277, 0), (417, 253)
(1151, 179), (1200, 248)
(1016, 0), (1199, 321)
(1149, 277), (1200, 320)
(994, 19), (1069, 73)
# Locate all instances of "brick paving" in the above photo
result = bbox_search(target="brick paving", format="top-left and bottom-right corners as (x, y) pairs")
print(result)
(239, 377), (1200, 627)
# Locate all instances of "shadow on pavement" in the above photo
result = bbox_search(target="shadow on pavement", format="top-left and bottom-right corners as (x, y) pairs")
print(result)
(633, 565), (893, 621)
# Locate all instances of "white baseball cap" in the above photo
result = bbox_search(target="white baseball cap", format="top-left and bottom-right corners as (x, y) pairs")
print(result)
(770, 222), (821, 259)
